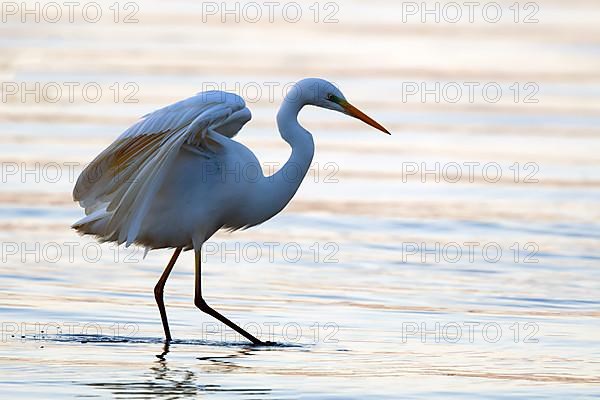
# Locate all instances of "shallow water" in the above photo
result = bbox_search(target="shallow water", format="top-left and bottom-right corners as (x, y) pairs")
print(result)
(1, 0), (600, 398)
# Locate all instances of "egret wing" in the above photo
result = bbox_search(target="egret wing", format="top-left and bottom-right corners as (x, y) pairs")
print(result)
(73, 91), (251, 245)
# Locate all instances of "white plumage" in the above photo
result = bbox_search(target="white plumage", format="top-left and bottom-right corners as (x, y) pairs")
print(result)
(73, 79), (390, 250)
(72, 78), (389, 344)
(73, 91), (252, 248)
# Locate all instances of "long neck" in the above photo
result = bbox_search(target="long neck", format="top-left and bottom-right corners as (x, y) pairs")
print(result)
(259, 95), (315, 218)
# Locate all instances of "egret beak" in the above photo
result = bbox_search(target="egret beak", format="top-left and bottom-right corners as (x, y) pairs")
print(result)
(339, 100), (391, 135)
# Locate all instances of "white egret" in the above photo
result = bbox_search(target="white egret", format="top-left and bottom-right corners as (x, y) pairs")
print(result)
(72, 78), (390, 345)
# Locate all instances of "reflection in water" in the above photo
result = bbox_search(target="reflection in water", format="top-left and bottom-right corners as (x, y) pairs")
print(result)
(89, 342), (272, 398)
(195, 351), (254, 375)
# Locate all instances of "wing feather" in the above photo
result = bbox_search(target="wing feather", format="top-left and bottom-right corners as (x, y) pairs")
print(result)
(73, 90), (251, 246)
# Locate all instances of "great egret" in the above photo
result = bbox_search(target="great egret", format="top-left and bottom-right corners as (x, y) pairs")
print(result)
(72, 78), (390, 345)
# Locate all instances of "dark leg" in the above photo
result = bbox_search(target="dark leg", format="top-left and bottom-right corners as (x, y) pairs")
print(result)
(194, 250), (266, 345)
(154, 248), (182, 342)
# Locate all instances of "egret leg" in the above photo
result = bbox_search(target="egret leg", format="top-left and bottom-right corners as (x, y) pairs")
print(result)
(154, 248), (182, 342)
(194, 250), (266, 345)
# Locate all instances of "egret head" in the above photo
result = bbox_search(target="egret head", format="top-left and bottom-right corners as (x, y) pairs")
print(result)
(296, 78), (390, 135)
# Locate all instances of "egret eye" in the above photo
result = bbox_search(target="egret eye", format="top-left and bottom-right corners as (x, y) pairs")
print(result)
(327, 94), (335, 102)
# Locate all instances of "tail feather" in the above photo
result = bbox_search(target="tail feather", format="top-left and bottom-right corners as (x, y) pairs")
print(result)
(72, 208), (111, 239)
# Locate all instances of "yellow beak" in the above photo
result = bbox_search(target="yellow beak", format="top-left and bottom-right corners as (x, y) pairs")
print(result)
(340, 100), (390, 135)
